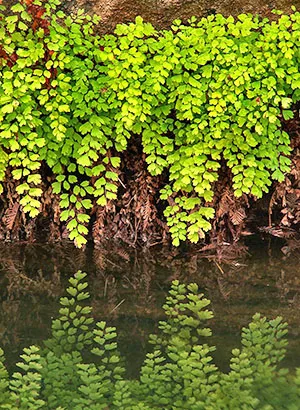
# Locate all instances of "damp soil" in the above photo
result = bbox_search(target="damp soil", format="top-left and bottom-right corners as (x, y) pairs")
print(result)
(0, 236), (300, 377)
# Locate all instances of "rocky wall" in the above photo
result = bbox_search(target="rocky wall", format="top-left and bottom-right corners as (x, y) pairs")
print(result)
(4, 0), (300, 33)
(63, 0), (299, 32)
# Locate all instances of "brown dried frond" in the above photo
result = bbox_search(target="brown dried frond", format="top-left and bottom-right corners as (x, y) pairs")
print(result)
(114, 247), (130, 262)
(216, 188), (233, 219)
(230, 208), (246, 226)
(93, 248), (107, 270)
(217, 276), (232, 301)
(273, 146), (300, 228)
(92, 208), (106, 242)
(3, 203), (19, 231)
(142, 196), (152, 231)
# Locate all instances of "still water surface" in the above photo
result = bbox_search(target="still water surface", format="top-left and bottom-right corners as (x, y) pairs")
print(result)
(0, 235), (300, 376)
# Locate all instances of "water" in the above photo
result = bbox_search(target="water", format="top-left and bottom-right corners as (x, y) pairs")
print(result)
(0, 236), (300, 376)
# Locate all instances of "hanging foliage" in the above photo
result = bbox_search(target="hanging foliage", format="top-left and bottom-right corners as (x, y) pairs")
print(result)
(0, 0), (299, 246)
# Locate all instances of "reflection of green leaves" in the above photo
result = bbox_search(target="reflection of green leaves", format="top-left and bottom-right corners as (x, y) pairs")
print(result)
(0, 271), (297, 408)
(139, 279), (295, 409)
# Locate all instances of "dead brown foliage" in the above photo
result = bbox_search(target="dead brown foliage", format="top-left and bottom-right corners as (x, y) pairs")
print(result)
(269, 107), (300, 232)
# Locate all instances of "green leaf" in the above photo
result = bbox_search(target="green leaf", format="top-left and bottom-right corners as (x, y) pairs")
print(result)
(68, 175), (77, 184)
(67, 218), (78, 231)
(81, 199), (92, 209)
(77, 214), (90, 223)
(66, 287), (77, 297)
(74, 234), (87, 248)
(2, 104), (14, 114)
(110, 157), (121, 168)
(28, 174), (42, 184)
(282, 110), (293, 121)
(97, 196), (107, 206)
(60, 210), (70, 221)
(18, 21), (27, 31)
(52, 182), (61, 194)
(251, 185), (262, 198)
(77, 155), (91, 167)
(105, 171), (118, 181)
(77, 224), (88, 235)
(16, 183), (29, 194)
(12, 169), (22, 180)
(272, 169), (285, 182)
(11, 3), (25, 12)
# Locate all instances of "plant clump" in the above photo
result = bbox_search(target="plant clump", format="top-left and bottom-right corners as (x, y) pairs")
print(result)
(0, 0), (299, 246)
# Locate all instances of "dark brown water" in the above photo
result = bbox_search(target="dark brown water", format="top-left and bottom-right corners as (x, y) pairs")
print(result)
(0, 236), (300, 376)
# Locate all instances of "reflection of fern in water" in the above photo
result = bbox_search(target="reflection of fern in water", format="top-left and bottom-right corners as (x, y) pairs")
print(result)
(0, 271), (300, 409)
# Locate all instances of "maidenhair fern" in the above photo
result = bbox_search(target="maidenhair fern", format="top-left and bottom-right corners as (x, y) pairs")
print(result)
(0, 271), (299, 408)
(0, 1), (299, 246)
(100, 10), (300, 245)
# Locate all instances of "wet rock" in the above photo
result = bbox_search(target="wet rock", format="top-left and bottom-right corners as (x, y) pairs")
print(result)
(4, 0), (299, 33)
(66, 0), (300, 33)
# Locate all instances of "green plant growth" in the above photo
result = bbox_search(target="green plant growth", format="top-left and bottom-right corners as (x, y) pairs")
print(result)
(0, 1), (299, 246)
(0, 271), (300, 409)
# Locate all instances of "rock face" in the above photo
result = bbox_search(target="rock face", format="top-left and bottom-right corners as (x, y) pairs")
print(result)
(64, 0), (300, 32)
(3, 0), (300, 32)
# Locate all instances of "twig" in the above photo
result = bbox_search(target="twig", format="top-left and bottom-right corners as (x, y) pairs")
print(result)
(118, 177), (126, 189)
(109, 299), (125, 314)
(104, 277), (108, 297)
(103, 256), (122, 270)
(214, 260), (225, 275)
